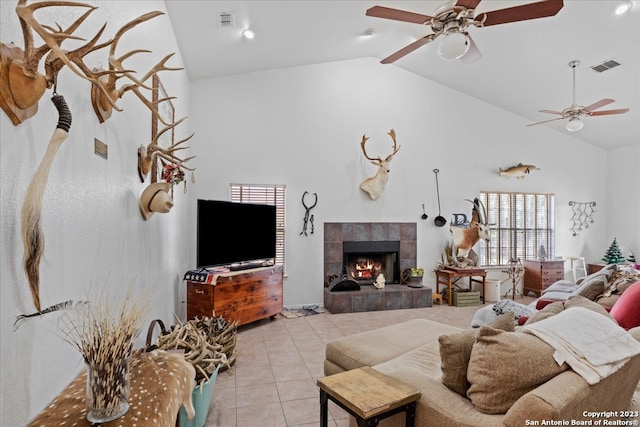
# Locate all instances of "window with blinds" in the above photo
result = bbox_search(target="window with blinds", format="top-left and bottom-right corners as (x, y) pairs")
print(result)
(478, 192), (555, 266)
(230, 184), (286, 266)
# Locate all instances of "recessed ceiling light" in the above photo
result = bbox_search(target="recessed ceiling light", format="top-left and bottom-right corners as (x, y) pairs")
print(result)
(242, 29), (255, 39)
(615, 1), (633, 15)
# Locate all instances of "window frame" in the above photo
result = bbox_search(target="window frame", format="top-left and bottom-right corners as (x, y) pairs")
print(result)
(478, 191), (555, 266)
(229, 183), (286, 267)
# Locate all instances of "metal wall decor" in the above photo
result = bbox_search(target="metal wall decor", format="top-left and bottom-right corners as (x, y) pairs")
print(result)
(300, 191), (317, 236)
(568, 201), (596, 236)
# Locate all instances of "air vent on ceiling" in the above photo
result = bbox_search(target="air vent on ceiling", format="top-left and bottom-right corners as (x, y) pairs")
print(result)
(218, 12), (235, 28)
(590, 59), (621, 73)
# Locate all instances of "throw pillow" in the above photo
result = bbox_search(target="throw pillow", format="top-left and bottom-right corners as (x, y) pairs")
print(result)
(574, 276), (606, 301)
(524, 301), (565, 326)
(609, 281), (640, 330)
(492, 299), (536, 323)
(541, 280), (576, 294)
(466, 326), (568, 414)
(564, 295), (616, 323)
(439, 312), (515, 396)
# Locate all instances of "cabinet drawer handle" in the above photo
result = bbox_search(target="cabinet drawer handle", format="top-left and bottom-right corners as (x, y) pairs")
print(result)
(195, 289), (205, 294)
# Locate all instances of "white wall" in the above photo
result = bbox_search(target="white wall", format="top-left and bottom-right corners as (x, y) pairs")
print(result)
(189, 57), (637, 306)
(0, 2), (194, 425)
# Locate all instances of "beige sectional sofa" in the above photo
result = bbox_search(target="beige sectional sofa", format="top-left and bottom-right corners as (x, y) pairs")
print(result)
(324, 313), (640, 427)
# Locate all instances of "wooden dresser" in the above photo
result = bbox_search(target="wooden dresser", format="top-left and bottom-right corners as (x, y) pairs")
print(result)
(523, 259), (565, 297)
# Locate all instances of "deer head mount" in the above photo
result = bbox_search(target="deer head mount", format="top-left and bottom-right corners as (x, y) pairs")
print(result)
(0, 0), (108, 125)
(89, 11), (183, 123)
(359, 129), (401, 200)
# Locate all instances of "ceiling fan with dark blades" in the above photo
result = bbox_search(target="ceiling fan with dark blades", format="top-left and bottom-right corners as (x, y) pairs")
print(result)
(366, 0), (564, 64)
(528, 60), (630, 132)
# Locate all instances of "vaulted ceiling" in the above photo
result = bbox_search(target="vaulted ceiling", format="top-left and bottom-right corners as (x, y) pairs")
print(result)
(165, 1), (639, 150)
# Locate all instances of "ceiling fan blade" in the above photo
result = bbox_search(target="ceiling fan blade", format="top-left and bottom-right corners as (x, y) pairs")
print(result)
(455, 0), (482, 10)
(381, 35), (435, 64)
(583, 98), (615, 112)
(538, 109), (565, 115)
(527, 117), (566, 127)
(460, 33), (482, 64)
(590, 108), (630, 116)
(478, 0), (564, 27)
(366, 6), (433, 25)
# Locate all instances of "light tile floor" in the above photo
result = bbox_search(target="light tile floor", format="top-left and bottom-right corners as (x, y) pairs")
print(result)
(205, 295), (536, 427)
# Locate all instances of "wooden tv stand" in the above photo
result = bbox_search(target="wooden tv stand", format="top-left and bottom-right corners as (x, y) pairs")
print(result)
(185, 265), (283, 326)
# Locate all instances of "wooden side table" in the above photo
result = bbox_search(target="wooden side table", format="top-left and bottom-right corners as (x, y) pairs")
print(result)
(435, 268), (487, 306)
(317, 366), (421, 427)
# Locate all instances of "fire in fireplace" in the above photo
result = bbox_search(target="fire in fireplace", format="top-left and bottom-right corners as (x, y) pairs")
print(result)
(343, 241), (400, 285)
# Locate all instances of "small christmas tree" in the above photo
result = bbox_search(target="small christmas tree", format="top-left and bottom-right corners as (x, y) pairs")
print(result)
(601, 238), (626, 264)
(537, 244), (547, 260)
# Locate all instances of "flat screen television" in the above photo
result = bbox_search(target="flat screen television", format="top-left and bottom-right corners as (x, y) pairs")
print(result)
(197, 199), (277, 269)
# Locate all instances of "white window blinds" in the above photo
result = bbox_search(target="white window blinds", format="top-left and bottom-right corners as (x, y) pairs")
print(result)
(478, 192), (555, 266)
(230, 184), (286, 266)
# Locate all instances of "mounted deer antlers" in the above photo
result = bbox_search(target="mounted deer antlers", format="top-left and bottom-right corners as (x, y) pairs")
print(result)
(0, 0), (103, 125)
(89, 11), (183, 123)
(138, 116), (196, 182)
(359, 129), (401, 200)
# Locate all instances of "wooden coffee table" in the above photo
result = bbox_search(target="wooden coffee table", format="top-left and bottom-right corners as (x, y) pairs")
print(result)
(317, 366), (421, 427)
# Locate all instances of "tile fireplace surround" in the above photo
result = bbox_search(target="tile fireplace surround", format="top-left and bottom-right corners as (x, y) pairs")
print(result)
(324, 222), (432, 313)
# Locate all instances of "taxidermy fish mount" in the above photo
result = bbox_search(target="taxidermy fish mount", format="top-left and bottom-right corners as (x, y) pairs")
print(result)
(498, 163), (540, 180)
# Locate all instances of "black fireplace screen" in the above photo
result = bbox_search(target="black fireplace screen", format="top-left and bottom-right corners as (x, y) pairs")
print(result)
(343, 241), (400, 284)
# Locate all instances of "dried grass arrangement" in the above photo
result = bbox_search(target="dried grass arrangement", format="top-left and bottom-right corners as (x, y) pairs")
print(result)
(61, 289), (150, 423)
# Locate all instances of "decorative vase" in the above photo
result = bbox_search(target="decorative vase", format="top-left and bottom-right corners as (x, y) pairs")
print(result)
(86, 357), (131, 423)
(179, 365), (220, 427)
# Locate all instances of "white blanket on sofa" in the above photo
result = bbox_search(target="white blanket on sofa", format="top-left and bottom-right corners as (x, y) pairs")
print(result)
(522, 307), (640, 385)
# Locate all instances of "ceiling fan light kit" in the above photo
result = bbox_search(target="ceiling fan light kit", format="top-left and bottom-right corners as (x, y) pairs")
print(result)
(565, 117), (584, 132)
(437, 31), (470, 59)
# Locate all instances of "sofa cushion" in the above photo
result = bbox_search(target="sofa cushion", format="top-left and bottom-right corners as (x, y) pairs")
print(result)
(541, 280), (576, 295)
(324, 318), (461, 375)
(564, 295), (616, 323)
(524, 301), (565, 325)
(574, 276), (607, 300)
(466, 326), (568, 414)
(610, 281), (640, 330)
(438, 312), (515, 396)
(524, 295), (616, 327)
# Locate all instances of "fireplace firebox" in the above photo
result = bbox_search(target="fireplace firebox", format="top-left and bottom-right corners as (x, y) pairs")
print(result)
(343, 241), (400, 285)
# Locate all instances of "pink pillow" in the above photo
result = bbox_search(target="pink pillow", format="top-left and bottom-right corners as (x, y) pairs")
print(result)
(609, 281), (640, 330)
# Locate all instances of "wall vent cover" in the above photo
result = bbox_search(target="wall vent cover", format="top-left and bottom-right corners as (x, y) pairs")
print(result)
(591, 59), (621, 73)
(218, 12), (234, 28)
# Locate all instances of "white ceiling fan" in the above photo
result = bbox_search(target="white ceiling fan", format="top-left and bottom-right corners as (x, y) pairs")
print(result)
(528, 60), (630, 132)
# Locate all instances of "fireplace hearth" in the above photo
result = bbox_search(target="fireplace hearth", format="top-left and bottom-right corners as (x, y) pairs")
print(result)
(323, 222), (429, 313)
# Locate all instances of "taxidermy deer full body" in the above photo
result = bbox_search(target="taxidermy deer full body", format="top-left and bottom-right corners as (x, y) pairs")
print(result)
(450, 198), (490, 260)
(359, 129), (401, 200)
